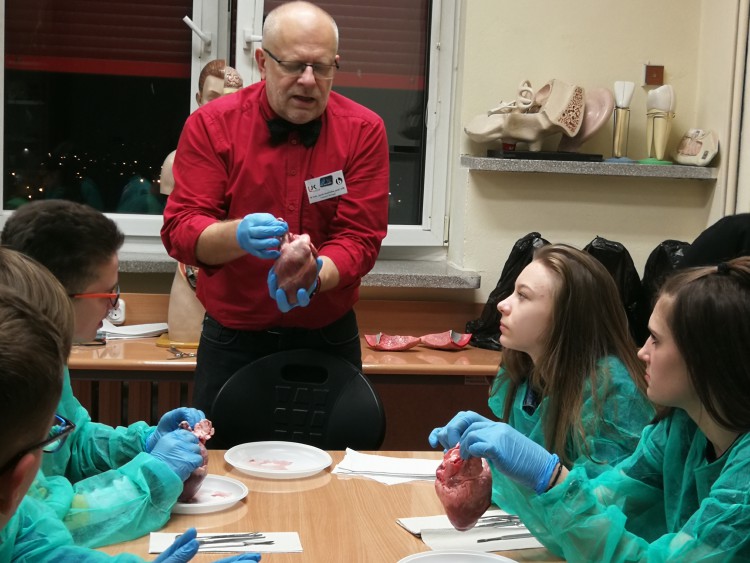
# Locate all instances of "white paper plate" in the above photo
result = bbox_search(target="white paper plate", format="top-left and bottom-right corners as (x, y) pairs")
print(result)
(224, 441), (333, 479)
(172, 474), (248, 514)
(398, 551), (517, 563)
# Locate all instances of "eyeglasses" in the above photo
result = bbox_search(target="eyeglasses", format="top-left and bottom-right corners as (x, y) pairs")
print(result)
(263, 48), (339, 80)
(69, 284), (120, 309)
(0, 414), (76, 474)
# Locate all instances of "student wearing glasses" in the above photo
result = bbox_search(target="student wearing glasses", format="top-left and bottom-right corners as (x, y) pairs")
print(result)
(0, 263), (259, 563)
(161, 1), (390, 418)
(0, 205), (206, 548)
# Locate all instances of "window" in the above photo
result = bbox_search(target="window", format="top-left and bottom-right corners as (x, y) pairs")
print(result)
(1, 0), (455, 249)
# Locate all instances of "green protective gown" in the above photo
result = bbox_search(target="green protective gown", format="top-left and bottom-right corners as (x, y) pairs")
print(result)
(27, 368), (183, 548)
(488, 356), (655, 514)
(509, 409), (750, 561)
(1, 495), (147, 562)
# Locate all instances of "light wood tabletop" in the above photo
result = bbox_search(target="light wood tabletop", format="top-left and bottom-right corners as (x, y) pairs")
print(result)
(97, 450), (561, 562)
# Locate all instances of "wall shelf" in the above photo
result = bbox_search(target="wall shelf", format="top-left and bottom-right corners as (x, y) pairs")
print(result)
(461, 155), (718, 180)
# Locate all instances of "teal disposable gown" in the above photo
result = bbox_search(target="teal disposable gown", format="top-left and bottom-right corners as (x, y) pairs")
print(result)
(1, 495), (148, 562)
(27, 368), (183, 548)
(508, 409), (750, 561)
(488, 356), (654, 514)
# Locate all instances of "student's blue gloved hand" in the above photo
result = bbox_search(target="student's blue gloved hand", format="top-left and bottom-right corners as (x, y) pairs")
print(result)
(150, 429), (204, 481)
(428, 410), (493, 451)
(236, 213), (288, 259)
(267, 257), (323, 313)
(459, 421), (560, 494)
(214, 555), (262, 562)
(145, 407), (206, 452)
(153, 527), (199, 563)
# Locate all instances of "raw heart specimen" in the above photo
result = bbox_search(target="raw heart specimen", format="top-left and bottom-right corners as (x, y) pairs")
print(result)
(420, 330), (472, 350)
(435, 445), (492, 531)
(274, 232), (319, 305)
(177, 419), (215, 502)
(364, 332), (421, 351)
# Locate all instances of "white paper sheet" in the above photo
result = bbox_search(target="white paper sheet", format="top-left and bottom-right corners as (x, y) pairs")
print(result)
(397, 509), (543, 552)
(148, 532), (302, 554)
(100, 319), (169, 339)
(331, 448), (440, 485)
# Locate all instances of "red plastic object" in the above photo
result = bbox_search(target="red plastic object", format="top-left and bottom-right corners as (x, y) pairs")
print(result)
(420, 330), (472, 350)
(364, 332), (421, 351)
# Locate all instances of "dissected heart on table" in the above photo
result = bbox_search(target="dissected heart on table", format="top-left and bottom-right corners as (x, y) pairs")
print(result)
(420, 330), (472, 350)
(435, 445), (492, 531)
(364, 332), (421, 351)
(273, 232), (319, 305)
(177, 419), (215, 502)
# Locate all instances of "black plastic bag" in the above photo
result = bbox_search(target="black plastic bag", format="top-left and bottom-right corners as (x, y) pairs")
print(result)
(583, 236), (649, 346)
(641, 239), (690, 313)
(466, 232), (549, 350)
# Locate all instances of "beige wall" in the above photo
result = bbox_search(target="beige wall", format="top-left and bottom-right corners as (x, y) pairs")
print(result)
(449, 0), (745, 303)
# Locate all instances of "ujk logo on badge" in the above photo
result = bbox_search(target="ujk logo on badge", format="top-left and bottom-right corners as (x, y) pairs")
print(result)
(305, 170), (347, 203)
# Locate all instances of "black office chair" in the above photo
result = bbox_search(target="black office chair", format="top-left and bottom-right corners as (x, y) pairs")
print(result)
(209, 349), (386, 450)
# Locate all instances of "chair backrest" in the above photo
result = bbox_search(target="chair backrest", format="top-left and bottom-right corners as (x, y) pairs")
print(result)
(209, 348), (386, 450)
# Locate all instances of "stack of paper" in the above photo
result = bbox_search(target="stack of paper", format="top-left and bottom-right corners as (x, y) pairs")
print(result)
(397, 509), (543, 552)
(332, 448), (440, 485)
(98, 319), (169, 340)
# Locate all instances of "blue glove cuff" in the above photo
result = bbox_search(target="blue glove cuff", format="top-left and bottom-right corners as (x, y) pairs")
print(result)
(534, 453), (560, 494)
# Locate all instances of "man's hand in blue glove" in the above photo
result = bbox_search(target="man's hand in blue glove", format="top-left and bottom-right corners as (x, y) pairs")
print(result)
(146, 407), (206, 452)
(458, 421), (560, 494)
(236, 213), (288, 259)
(150, 429), (203, 481)
(428, 410), (493, 451)
(153, 527), (199, 563)
(267, 257), (323, 313)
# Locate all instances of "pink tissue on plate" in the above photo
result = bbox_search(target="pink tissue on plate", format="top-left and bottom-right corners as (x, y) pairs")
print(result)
(364, 332), (421, 351)
(177, 419), (215, 502)
(420, 330), (472, 350)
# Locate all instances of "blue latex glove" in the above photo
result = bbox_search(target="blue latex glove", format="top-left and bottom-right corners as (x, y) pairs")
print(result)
(150, 429), (203, 481)
(145, 407), (206, 452)
(236, 213), (288, 259)
(428, 410), (493, 451)
(458, 421), (560, 494)
(267, 257), (323, 313)
(215, 555), (262, 562)
(153, 527), (199, 563)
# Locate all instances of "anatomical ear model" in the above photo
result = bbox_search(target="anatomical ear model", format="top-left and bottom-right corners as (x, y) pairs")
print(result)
(464, 79), (585, 151)
(642, 84), (676, 164)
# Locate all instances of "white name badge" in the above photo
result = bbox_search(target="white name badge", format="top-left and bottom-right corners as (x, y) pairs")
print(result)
(305, 170), (348, 203)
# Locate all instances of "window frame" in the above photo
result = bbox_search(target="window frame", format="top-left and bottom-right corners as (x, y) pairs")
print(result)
(0, 0), (458, 254)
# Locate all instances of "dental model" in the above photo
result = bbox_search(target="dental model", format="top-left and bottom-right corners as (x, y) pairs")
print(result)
(608, 81), (635, 162)
(642, 84), (676, 164)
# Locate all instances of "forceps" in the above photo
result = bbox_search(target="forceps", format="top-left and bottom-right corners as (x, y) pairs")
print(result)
(167, 346), (197, 359)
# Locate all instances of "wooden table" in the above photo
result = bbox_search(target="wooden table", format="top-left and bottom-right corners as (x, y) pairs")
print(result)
(98, 451), (561, 562)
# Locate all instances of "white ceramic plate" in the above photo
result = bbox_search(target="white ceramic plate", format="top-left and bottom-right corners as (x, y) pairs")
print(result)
(172, 475), (248, 515)
(398, 551), (517, 563)
(224, 441), (333, 480)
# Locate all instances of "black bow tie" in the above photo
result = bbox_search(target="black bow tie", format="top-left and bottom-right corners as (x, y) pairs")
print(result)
(267, 118), (322, 148)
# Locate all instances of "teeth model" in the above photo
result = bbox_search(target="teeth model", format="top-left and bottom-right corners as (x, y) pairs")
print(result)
(612, 81), (635, 158)
(646, 84), (676, 161)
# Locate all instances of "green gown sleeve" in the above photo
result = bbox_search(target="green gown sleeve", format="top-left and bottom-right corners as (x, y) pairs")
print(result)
(505, 411), (750, 561)
(1, 495), (148, 562)
(36, 368), (183, 548)
(489, 356), (654, 515)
